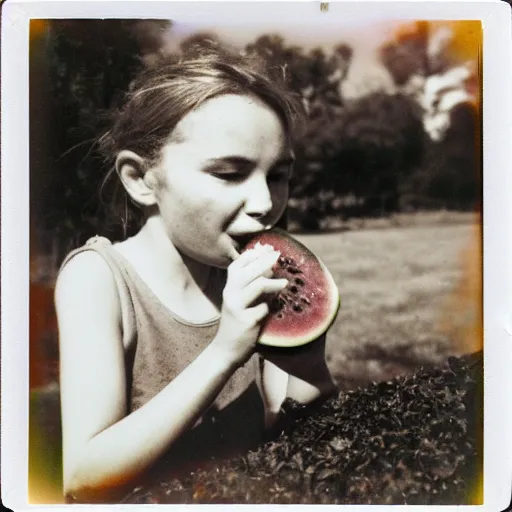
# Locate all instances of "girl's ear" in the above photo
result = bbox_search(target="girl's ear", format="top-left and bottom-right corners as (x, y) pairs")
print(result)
(115, 150), (158, 207)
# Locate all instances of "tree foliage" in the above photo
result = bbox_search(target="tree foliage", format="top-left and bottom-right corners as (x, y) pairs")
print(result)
(380, 21), (431, 86)
(378, 21), (481, 213)
(31, 20), (171, 256)
(292, 91), (425, 221)
(401, 103), (480, 211)
(245, 35), (351, 113)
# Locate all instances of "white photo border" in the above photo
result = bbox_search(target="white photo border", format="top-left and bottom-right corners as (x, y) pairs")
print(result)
(2, 1), (511, 510)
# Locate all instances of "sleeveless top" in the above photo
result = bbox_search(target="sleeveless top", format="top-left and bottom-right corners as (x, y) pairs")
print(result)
(59, 235), (265, 483)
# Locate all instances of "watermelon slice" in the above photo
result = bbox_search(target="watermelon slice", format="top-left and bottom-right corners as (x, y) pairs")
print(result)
(242, 228), (340, 348)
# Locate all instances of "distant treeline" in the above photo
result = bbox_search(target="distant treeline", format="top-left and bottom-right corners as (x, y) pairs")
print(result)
(30, 20), (481, 262)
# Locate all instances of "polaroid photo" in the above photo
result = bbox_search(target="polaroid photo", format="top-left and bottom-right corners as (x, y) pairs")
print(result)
(2, 0), (512, 510)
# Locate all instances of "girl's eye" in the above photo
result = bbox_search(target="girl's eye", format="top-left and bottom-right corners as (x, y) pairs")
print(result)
(207, 162), (292, 183)
(212, 170), (247, 182)
(208, 164), (248, 182)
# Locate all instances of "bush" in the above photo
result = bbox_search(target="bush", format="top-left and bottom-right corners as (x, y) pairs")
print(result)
(120, 351), (483, 505)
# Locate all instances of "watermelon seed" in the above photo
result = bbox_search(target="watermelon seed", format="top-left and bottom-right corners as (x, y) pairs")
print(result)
(292, 303), (303, 312)
(287, 266), (302, 275)
(300, 297), (311, 305)
(280, 294), (292, 304)
(290, 285), (299, 294)
(294, 278), (305, 286)
(269, 295), (287, 312)
(276, 312), (284, 319)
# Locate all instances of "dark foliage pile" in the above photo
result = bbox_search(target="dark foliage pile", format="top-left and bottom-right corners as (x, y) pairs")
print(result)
(122, 351), (482, 505)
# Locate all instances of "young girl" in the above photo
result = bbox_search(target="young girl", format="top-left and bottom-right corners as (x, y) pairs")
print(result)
(55, 48), (337, 503)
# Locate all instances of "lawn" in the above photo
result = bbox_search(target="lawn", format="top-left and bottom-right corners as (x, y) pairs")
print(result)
(293, 220), (480, 388)
(30, 213), (480, 392)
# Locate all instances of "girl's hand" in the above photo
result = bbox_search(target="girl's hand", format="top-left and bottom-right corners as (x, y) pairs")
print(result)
(212, 244), (288, 367)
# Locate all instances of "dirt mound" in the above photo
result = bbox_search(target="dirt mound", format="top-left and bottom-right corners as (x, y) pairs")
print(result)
(122, 351), (482, 505)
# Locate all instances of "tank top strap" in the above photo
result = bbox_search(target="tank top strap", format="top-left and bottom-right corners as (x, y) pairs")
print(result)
(58, 235), (137, 350)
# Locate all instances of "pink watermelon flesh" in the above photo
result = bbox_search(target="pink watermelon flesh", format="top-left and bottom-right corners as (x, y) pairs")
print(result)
(243, 229), (340, 348)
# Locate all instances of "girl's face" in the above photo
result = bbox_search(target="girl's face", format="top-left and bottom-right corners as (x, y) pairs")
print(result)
(152, 93), (293, 268)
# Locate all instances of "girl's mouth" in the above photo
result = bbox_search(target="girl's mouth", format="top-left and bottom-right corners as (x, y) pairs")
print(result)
(231, 230), (269, 251)
(232, 234), (252, 249)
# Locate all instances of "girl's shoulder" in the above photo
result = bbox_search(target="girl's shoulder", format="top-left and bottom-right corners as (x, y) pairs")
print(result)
(56, 236), (124, 300)
(56, 236), (137, 351)
(60, 235), (113, 266)
(57, 237), (118, 292)
(54, 238), (123, 337)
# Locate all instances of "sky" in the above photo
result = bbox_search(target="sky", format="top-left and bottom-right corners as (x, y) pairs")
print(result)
(163, 18), (405, 98)
(166, 18), (403, 52)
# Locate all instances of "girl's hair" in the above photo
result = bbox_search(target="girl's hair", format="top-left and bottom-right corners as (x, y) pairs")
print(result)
(97, 46), (304, 236)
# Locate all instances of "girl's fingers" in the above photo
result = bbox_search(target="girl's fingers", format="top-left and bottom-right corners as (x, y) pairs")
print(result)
(248, 301), (270, 323)
(229, 243), (275, 270)
(242, 276), (288, 307)
(226, 244), (241, 262)
(236, 251), (282, 287)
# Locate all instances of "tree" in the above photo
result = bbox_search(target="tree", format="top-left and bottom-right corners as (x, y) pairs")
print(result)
(378, 21), (481, 212)
(380, 21), (431, 86)
(30, 19), (172, 262)
(245, 34), (311, 93)
(301, 46), (352, 113)
(403, 102), (480, 211)
(179, 31), (225, 57)
(379, 21), (480, 141)
(245, 35), (353, 115)
(335, 92), (426, 215)
(290, 90), (426, 223)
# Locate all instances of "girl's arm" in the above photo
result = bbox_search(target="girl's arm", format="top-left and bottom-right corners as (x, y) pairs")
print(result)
(285, 334), (338, 403)
(57, 252), (239, 501)
(258, 334), (337, 429)
(57, 248), (284, 502)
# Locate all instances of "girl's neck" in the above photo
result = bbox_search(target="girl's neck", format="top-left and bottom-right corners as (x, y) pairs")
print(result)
(131, 216), (214, 294)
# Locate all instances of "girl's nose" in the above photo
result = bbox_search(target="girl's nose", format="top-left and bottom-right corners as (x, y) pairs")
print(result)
(245, 175), (273, 220)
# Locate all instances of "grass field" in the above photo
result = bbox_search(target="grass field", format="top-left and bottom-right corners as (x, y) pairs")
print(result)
(29, 214), (480, 391)
(294, 220), (480, 389)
